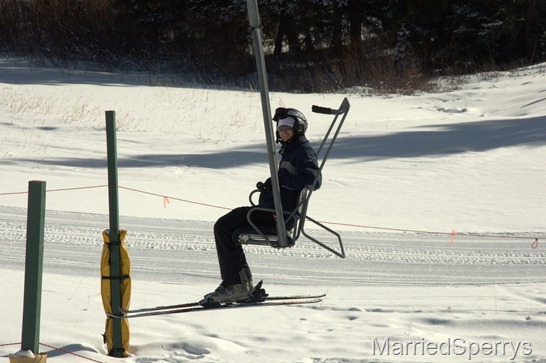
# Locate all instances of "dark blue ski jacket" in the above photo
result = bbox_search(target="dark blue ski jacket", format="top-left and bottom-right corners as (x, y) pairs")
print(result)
(258, 136), (321, 214)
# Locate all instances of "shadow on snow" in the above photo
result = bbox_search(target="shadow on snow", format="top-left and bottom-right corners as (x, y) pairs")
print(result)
(8, 115), (546, 169)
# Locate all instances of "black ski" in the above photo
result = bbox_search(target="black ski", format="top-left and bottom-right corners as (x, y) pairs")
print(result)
(117, 280), (325, 315)
(109, 281), (325, 319)
(118, 301), (200, 314)
(108, 297), (324, 319)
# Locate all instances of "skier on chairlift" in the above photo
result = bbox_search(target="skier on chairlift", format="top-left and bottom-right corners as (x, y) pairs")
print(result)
(202, 107), (322, 303)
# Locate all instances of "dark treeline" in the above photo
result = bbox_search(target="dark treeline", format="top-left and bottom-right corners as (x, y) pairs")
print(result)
(0, 0), (544, 92)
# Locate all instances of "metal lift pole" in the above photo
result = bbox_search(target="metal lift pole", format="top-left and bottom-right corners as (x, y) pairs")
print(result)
(246, 0), (288, 247)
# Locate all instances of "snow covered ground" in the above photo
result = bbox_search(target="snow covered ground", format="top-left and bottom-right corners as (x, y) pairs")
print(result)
(1, 58), (546, 362)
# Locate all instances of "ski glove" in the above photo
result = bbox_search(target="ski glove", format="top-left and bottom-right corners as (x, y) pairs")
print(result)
(256, 177), (272, 191)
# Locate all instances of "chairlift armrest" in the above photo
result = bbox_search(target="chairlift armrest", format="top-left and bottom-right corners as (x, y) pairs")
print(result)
(247, 205), (275, 215)
(246, 205), (299, 226)
(248, 189), (261, 206)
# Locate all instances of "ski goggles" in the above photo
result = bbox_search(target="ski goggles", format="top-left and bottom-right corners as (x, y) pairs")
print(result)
(277, 125), (293, 133)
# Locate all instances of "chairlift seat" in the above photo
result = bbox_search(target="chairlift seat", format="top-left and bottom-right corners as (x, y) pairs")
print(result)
(234, 226), (295, 248)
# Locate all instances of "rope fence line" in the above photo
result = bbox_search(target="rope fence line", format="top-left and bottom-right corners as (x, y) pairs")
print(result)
(39, 343), (107, 363)
(324, 221), (541, 241)
(0, 342), (20, 347)
(0, 342), (107, 363)
(0, 185), (109, 196)
(0, 184), (543, 248)
(117, 185), (232, 211)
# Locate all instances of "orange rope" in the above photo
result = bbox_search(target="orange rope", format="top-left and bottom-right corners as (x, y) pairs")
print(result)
(0, 184), (543, 246)
(117, 185), (231, 211)
(0, 185), (108, 196)
(0, 342), (107, 363)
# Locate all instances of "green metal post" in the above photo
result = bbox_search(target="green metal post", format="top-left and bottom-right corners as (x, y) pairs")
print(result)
(21, 180), (46, 354)
(105, 110), (123, 357)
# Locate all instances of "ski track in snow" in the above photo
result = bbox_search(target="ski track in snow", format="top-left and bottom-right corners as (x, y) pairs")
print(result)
(2, 205), (545, 288)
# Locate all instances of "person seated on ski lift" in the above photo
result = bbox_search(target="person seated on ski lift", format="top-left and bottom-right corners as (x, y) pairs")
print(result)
(202, 107), (322, 303)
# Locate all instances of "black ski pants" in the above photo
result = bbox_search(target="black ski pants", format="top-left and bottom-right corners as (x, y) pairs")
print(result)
(213, 206), (276, 286)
